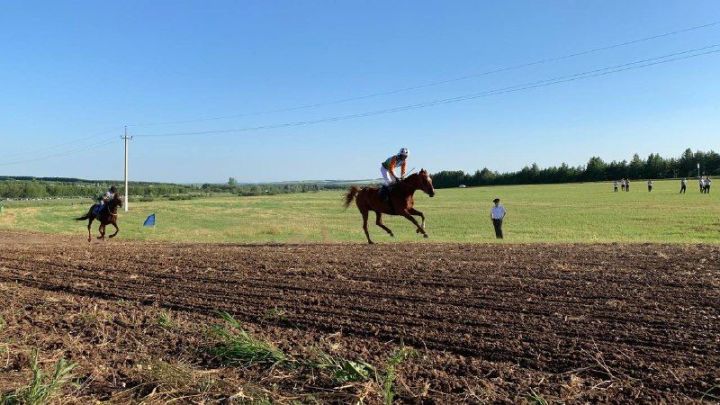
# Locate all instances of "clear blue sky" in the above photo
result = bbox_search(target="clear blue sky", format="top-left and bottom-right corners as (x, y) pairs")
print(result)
(2, 1), (719, 183)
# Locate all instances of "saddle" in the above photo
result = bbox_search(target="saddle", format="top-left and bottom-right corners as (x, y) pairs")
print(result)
(93, 203), (108, 219)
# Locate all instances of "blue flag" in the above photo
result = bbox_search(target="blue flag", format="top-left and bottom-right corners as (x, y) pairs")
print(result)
(143, 214), (156, 227)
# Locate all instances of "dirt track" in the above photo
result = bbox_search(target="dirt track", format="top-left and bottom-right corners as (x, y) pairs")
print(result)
(1, 231), (719, 403)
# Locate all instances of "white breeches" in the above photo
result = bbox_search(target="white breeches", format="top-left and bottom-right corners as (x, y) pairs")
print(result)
(380, 166), (395, 185)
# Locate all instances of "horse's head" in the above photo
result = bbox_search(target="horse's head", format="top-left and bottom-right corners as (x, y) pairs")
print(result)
(407, 169), (434, 197)
(108, 194), (123, 212)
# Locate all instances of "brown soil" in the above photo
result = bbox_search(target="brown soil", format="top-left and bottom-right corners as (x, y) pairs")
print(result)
(0, 231), (718, 403)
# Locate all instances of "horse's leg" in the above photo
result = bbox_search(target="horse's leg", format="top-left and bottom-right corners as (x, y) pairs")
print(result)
(375, 212), (394, 237)
(98, 223), (106, 240)
(401, 210), (428, 238)
(109, 221), (119, 238)
(361, 208), (373, 244)
(87, 218), (93, 242)
(408, 208), (425, 233)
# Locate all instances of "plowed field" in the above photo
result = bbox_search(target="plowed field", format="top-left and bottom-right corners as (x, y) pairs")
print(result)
(0, 231), (718, 403)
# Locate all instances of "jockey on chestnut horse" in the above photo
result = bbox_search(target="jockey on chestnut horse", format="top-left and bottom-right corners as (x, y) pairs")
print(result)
(344, 148), (435, 244)
(76, 186), (122, 242)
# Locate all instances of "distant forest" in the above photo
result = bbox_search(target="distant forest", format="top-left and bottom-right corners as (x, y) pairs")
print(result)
(0, 176), (347, 200)
(431, 148), (720, 189)
(2, 148), (718, 199)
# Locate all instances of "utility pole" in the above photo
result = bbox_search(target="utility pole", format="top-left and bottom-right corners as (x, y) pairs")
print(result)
(122, 126), (133, 212)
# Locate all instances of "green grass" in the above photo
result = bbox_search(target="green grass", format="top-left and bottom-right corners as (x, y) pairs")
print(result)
(1, 350), (76, 405)
(1, 180), (718, 243)
(307, 350), (376, 384)
(379, 347), (416, 405)
(209, 312), (286, 366)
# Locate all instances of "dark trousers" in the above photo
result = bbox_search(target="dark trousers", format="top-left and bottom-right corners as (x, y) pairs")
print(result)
(492, 219), (503, 239)
(680, 185), (686, 193)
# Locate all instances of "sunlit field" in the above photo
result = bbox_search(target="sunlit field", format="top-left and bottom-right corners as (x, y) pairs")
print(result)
(0, 179), (717, 243)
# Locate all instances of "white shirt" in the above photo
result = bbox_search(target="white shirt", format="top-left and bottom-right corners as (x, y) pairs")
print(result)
(491, 205), (506, 220)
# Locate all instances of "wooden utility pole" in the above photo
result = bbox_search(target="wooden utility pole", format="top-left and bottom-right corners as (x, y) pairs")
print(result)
(122, 126), (133, 212)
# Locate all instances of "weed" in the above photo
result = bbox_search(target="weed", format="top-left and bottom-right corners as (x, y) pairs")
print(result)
(262, 307), (287, 322)
(528, 387), (548, 405)
(0, 315), (5, 331)
(309, 351), (375, 384)
(379, 346), (416, 405)
(1, 349), (76, 405)
(209, 312), (286, 366)
(700, 384), (720, 401)
(157, 311), (174, 329)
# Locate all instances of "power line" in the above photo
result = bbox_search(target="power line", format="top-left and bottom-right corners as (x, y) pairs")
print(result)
(1, 127), (121, 160)
(133, 44), (720, 139)
(127, 20), (720, 128)
(0, 138), (118, 167)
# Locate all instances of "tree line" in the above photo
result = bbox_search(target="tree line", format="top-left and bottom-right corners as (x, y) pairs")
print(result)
(0, 177), (350, 199)
(431, 148), (720, 189)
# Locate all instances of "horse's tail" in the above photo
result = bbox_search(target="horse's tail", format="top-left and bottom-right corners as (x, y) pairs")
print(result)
(343, 186), (360, 209)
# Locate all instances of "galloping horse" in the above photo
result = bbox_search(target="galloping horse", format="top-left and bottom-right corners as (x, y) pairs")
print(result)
(76, 194), (122, 242)
(344, 169), (435, 244)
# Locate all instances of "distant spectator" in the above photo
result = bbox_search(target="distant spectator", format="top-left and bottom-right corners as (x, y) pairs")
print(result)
(699, 178), (705, 193)
(613, 180), (618, 192)
(621, 179), (626, 192)
(647, 180), (653, 192)
(490, 198), (506, 239)
(625, 179), (630, 192)
(705, 177), (712, 194)
(680, 178), (687, 194)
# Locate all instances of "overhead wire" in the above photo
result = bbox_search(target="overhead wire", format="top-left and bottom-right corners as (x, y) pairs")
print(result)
(133, 44), (720, 138)
(126, 20), (720, 128)
(1, 127), (122, 160)
(0, 138), (119, 167)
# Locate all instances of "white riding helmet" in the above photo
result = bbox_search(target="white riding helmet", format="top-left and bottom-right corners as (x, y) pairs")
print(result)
(399, 148), (409, 157)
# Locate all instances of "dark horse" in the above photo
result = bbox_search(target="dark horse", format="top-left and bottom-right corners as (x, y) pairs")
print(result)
(75, 194), (122, 242)
(344, 169), (435, 244)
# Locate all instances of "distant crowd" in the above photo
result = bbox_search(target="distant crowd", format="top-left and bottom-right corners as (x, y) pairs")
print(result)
(612, 178), (711, 193)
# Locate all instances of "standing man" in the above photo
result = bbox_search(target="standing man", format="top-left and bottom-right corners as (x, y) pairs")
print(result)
(647, 180), (653, 192)
(490, 198), (506, 239)
(705, 177), (712, 194)
(680, 178), (687, 194)
(613, 180), (618, 192)
(625, 179), (631, 192)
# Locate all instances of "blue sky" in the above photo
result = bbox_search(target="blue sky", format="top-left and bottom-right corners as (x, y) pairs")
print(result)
(1, 1), (719, 183)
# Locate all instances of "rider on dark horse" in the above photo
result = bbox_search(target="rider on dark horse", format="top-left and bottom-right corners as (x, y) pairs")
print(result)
(380, 148), (409, 201)
(94, 185), (118, 219)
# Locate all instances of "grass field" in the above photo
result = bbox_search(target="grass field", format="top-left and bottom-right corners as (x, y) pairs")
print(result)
(0, 179), (717, 243)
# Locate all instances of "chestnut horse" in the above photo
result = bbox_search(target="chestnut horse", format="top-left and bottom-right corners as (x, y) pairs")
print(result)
(76, 194), (122, 242)
(344, 169), (435, 244)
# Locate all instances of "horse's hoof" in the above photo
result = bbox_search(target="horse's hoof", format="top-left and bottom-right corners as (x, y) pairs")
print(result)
(423, 234), (429, 239)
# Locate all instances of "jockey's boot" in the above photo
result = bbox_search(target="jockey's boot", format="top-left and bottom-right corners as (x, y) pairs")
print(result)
(380, 185), (390, 202)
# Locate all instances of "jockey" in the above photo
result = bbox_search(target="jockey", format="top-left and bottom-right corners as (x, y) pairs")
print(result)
(94, 186), (117, 217)
(381, 148), (409, 185)
(100, 185), (117, 205)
